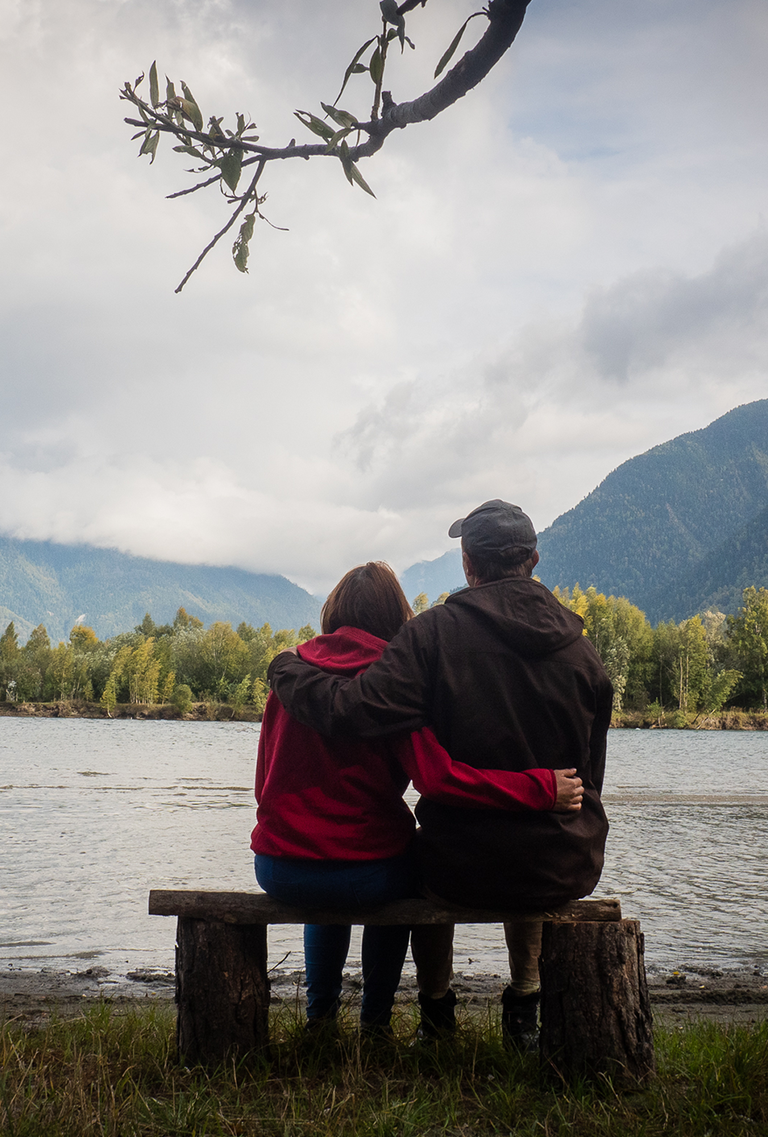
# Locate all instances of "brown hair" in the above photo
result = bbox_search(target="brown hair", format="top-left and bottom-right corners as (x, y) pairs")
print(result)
(466, 547), (538, 584)
(321, 562), (413, 642)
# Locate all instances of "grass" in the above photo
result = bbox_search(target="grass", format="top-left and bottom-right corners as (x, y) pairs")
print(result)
(1, 1002), (766, 1136)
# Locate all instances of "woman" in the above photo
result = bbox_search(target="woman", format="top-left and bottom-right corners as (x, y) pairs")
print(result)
(251, 562), (575, 1034)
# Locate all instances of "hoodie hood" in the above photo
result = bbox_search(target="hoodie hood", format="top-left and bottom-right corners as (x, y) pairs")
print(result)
(297, 625), (388, 675)
(444, 578), (584, 659)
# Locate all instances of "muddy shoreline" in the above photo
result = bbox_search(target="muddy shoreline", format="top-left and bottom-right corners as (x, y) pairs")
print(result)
(2, 702), (768, 729)
(2, 965), (766, 1028)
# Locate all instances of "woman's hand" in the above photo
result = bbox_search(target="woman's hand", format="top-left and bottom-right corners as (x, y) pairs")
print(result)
(553, 769), (584, 812)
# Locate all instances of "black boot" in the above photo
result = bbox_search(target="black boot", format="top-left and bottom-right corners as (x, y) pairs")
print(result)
(417, 989), (457, 1038)
(501, 987), (540, 1053)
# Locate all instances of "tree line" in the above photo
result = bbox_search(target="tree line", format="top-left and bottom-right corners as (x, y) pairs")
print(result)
(0, 609), (317, 716)
(1, 585), (767, 719)
(552, 584), (768, 720)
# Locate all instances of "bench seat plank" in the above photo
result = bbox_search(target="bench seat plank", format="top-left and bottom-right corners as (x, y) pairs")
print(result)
(149, 890), (621, 925)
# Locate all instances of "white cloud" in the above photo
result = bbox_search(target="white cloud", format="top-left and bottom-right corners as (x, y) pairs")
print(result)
(0, 0), (766, 594)
(339, 232), (768, 528)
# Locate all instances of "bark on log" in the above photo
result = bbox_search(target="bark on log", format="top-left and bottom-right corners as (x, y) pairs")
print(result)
(539, 919), (655, 1084)
(175, 917), (270, 1064)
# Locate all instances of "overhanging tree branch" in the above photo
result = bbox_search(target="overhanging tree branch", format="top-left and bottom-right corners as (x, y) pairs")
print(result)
(121, 0), (533, 290)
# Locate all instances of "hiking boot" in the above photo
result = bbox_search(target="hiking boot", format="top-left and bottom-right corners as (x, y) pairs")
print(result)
(501, 987), (540, 1053)
(417, 989), (457, 1039)
(303, 1016), (341, 1047)
(360, 1021), (395, 1045)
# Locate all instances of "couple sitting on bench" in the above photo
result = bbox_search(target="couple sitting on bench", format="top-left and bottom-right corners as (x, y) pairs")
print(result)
(253, 500), (612, 1046)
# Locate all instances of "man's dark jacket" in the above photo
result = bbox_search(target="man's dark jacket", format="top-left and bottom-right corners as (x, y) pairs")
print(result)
(268, 577), (612, 909)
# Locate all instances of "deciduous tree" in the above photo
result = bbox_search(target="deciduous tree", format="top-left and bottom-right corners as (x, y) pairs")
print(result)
(727, 586), (768, 709)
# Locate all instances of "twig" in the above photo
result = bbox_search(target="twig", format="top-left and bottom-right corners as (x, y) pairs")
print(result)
(165, 161), (258, 200)
(174, 159), (266, 294)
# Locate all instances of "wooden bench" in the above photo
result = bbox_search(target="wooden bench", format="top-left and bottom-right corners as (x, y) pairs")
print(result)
(148, 890), (655, 1081)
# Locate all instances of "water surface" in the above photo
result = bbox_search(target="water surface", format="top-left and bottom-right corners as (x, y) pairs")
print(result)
(1, 720), (766, 980)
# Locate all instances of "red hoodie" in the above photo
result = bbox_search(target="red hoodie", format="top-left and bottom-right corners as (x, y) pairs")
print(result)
(250, 626), (557, 861)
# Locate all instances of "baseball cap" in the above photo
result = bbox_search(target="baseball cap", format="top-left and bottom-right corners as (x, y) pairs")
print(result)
(448, 499), (537, 559)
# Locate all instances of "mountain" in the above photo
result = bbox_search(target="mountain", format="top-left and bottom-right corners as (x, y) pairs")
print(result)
(399, 549), (466, 605)
(398, 400), (768, 623)
(0, 536), (321, 643)
(643, 501), (768, 620)
(536, 400), (768, 622)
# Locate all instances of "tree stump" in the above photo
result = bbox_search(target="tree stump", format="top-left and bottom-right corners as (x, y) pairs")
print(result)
(539, 919), (655, 1083)
(175, 917), (270, 1065)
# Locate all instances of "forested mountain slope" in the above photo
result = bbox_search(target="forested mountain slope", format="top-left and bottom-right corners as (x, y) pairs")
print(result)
(536, 400), (768, 622)
(399, 549), (466, 604)
(0, 536), (320, 643)
(643, 501), (768, 621)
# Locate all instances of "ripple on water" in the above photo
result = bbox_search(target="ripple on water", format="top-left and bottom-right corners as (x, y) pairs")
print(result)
(1, 720), (767, 977)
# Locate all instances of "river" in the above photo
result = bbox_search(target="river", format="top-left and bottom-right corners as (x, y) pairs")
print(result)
(1, 719), (766, 982)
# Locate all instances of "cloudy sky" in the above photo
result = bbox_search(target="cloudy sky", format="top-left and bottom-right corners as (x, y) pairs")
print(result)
(1, 0), (766, 594)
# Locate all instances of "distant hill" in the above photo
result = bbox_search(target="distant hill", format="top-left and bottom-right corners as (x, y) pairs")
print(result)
(399, 400), (768, 623)
(399, 550), (466, 605)
(536, 400), (768, 622)
(0, 536), (321, 643)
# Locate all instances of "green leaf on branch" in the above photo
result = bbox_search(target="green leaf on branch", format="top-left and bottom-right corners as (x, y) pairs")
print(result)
(339, 141), (376, 197)
(232, 212), (256, 273)
(220, 148), (243, 192)
(180, 82), (203, 131)
(294, 110), (335, 141)
(369, 46), (383, 84)
(149, 61), (159, 107)
(138, 130), (160, 164)
(339, 141), (354, 185)
(434, 13), (481, 78)
(379, 0), (400, 24)
(165, 76), (176, 102)
(320, 102), (358, 129)
(380, 0), (405, 50)
(335, 36), (376, 103)
(348, 162), (376, 197)
(176, 99), (202, 131)
(385, 25), (414, 51)
(325, 126), (353, 152)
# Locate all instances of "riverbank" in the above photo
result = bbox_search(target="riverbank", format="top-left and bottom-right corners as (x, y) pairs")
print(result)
(613, 708), (768, 730)
(3, 700), (768, 727)
(2, 964), (766, 1028)
(0, 699), (262, 721)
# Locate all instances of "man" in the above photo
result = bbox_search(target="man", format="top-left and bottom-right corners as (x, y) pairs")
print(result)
(268, 500), (612, 1046)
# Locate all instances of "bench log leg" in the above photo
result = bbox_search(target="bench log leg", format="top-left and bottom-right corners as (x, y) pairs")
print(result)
(539, 919), (655, 1084)
(175, 917), (269, 1064)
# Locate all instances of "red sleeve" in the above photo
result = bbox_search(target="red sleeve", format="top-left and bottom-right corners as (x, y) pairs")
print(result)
(397, 727), (557, 811)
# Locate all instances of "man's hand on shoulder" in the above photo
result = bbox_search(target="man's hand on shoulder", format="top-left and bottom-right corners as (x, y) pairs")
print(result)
(553, 769), (583, 812)
(267, 646), (298, 676)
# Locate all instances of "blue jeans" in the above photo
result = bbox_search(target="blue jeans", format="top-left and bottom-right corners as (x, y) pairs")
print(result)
(255, 853), (415, 1027)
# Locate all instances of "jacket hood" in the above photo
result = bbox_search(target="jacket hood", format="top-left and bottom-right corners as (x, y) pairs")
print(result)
(297, 625), (387, 674)
(444, 578), (584, 658)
